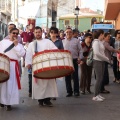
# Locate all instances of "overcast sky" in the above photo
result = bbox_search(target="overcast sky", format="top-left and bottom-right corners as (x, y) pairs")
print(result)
(81, 0), (105, 11)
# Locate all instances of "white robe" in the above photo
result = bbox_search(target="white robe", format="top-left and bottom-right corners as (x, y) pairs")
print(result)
(0, 39), (25, 105)
(25, 39), (58, 99)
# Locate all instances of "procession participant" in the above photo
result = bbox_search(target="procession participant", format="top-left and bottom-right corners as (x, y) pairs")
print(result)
(62, 28), (84, 97)
(0, 28), (25, 111)
(5, 23), (23, 44)
(4, 23), (23, 77)
(25, 26), (58, 107)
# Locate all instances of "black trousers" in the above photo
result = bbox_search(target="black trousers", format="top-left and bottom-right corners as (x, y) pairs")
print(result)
(113, 56), (120, 80)
(28, 74), (32, 94)
(65, 59), (79, 94)
(101, 62), (109, 91)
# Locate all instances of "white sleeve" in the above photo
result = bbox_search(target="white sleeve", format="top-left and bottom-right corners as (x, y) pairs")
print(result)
(14, 43), (25, 57)
(78, 42), (84, 59)
(25, 43), (33, 66)
(93, 41), (109, 62)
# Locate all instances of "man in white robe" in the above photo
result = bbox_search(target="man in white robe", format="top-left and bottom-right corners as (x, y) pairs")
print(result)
(25, 26), (58, 107)
(0, 28), (25, 111)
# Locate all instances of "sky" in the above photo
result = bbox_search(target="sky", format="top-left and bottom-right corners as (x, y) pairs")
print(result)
(81, 0), (105, 11)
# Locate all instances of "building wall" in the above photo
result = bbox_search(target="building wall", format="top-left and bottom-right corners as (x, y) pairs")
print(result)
(115, 12), (120, 29)
(59, 17), (102, 32)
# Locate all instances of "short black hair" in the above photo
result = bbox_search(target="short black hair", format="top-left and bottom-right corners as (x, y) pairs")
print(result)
(34, 26), (42, 32)
(9, 28), (19, 33)
(114, 30), (120, 37)
(73, 29), (79, 34)
(9, 24), (16, 28)
(104, 32), (110, 37)
(49, 27), (58, 34)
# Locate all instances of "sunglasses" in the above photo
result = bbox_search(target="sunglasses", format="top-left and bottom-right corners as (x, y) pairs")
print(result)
(12, 32), (19, 35)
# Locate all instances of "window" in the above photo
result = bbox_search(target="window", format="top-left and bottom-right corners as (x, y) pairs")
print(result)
(65, 20), (70, 25)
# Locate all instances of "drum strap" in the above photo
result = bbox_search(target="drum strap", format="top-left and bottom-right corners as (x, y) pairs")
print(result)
(34, 40), (38, 54)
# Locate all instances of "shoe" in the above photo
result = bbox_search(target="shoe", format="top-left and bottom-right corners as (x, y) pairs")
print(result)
(116, 80), (120, 84)
(92, 96), (103, 102)
(98, 95), (105, 100)
(28, 93), (32, 97)
(81, 91), (85, 95)
(51, 97), (56, 100)
(6, 105), (12, 111)
(86, 90), (92, 94)
(0, 103), (4, 108)
(38, 100), (44, 106)
(113, 78), (116, 82)
(66, 93), (72, 97)
(74, 93), (80, 97)
(44, 101), (53, 107)
(101, 90), (110, 94)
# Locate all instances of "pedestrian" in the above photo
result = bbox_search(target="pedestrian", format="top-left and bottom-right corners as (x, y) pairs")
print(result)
(92, 30), (110, 102)
(62, 28), (83, 97)
(80, 33), (93, 94)
(111, 30), (120, 83)
(101, 32), (120, 94)
(0, 28), (25, 111)
(25, 26), (58, 107)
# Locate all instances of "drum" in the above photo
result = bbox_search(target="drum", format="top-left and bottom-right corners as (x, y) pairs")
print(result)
(0, 53), (10, 83)
(32, 49), (74, 79)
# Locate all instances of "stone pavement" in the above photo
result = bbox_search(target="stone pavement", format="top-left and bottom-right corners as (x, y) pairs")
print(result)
(0, 66), (120, 120)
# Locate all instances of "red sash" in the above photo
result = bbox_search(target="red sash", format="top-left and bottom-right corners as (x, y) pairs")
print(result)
(10, 59), (21, 89)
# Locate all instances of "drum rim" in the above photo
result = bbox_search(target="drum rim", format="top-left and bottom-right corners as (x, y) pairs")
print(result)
(0, 53), (10, 60)
(32, 49), (71, 58)
(33, 66), (74, 79)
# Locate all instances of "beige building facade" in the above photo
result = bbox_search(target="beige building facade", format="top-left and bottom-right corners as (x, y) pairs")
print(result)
(105, 0), (120, 29)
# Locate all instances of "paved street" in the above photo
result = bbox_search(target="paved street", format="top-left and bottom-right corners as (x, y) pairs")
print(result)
(0, 66), (120, 120)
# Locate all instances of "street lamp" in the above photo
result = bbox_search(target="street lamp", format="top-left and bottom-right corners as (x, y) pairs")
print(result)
(74, 6), (80, 30)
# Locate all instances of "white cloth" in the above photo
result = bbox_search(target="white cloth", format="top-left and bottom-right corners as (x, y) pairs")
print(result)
(92, 39), (109, 62)
(25, 39), (58, 99)
(0, 39), (25, 105)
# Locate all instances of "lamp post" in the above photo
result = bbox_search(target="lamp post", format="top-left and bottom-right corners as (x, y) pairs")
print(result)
(74, 6), (80, 30)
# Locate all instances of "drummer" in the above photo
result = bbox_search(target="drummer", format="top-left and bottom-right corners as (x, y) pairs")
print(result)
(25, 26), (58, 107)
(0, 28), (25, 111)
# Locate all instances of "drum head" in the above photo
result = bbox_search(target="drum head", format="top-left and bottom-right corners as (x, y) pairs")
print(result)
(0, 72), (9, 83)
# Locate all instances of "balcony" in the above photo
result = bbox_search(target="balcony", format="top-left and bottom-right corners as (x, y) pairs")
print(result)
(104, 0), (120, 20)
(0, 0), (12, 16)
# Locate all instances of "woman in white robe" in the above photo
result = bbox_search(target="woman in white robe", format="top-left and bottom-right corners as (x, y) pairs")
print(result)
(0, 28), (25, 111)
(25, 26), (58, 107)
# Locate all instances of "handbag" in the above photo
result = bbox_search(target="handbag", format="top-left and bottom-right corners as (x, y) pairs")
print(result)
(86, 48), (93, 66)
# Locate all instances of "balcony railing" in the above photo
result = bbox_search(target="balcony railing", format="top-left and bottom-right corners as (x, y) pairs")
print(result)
(0, 0), (11, 15)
